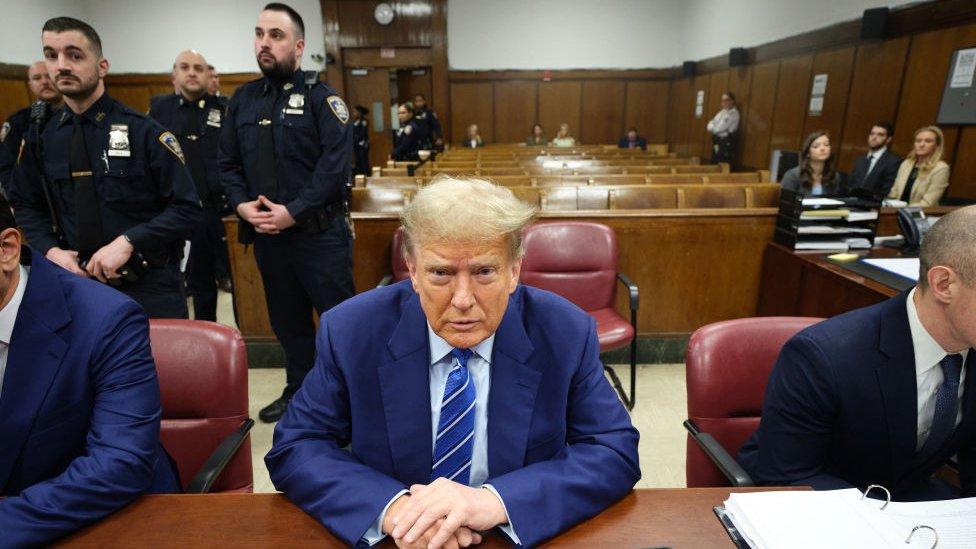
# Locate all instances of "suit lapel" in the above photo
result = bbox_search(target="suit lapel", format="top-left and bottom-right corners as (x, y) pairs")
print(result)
(0, 248), (71, 490)
(377, 291), (433, 485)
(875, 291), (919, 482)
(487, 288), (540, 477)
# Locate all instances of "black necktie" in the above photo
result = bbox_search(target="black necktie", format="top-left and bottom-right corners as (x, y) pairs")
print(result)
(181, 102), (210, 207)
(256, 90), (278, 201)
(70, 115), (104, 259)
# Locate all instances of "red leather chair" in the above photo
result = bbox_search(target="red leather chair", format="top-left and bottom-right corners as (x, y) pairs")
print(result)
(378, 226), (410, 286)
(684, 316), (821, 487)
(520, 222), (639, 409)
(150, 319), (254, 493)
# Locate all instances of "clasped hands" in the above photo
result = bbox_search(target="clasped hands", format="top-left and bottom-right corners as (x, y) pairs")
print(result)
(237, 195), (295, 234)
(382, 478), (508, 549)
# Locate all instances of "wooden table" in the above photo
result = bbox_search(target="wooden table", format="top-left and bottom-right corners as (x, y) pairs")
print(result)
(57, 487), (802, 547)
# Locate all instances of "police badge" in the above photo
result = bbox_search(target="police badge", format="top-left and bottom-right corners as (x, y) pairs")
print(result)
(107, 124), (131, 157)
(327, 95), (349, 125)
(207, 108), (222, 127)
(284, 93), (305, 115)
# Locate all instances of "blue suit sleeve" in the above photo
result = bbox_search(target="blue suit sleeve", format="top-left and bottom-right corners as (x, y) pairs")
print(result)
(217, 92), (249, 212)
(740, 334), (853, 490)
(265, 317), (407, 546)
(0, 301), (166, 546)
(485, 318), (641, 547)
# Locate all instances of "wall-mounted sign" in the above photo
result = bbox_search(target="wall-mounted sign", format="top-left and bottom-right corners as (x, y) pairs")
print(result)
(809, 73), (828, 116)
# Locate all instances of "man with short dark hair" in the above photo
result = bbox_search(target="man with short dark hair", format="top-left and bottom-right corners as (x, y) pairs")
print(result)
(740, 205), (976, 501)
(11, 17), (201, 319)
(850, 122), (902, 195)
(618, 127), (647, 150)
(219, 3), (355, 422)
(0, 193), (180, 545)
(0, 61), (63, 193)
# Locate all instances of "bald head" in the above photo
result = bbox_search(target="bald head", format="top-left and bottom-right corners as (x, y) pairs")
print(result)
(919, 205), (976, 291)
(27, 60), (61, 103)
(172, 49), (210, 100)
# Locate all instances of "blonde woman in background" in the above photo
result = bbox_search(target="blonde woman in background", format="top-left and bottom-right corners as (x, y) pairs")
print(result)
(550, 123), (576, 147)
(887, 125), (950, 207)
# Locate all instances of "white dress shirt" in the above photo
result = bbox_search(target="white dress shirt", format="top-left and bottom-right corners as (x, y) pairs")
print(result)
(906, 287), (969, 450)
(362, 327), (519, 545)
(865, 146), (887, 176)
(706, 107), (740, 137)
(0, 265), (29, 400)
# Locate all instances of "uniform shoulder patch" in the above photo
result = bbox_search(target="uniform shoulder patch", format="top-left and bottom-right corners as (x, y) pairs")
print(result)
(404, 124), (412, 135)
(158, 131), (185, 164)
(0, 122), (9, 143)
(326, 95), (349, 125)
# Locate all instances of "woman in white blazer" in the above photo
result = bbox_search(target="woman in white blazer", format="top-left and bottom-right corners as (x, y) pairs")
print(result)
(887, 125), (950, 207)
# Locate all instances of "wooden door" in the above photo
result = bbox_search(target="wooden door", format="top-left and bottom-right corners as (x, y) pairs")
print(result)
(344, 68), (393, 169)
(396, 68), (433, 109)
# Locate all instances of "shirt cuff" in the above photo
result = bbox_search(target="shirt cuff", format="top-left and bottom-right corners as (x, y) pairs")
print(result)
(482, 484), (521, 545)
(359, 489), (409, 546)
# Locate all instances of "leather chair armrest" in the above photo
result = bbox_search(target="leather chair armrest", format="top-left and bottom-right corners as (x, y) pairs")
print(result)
(684, 419), (754, 487)
(186, 419), (255, 494)
(616, 272), (639, 311)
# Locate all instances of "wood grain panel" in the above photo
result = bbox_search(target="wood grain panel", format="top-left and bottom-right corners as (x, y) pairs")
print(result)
(396, 68), (432, 106)
(703, 71), (729, 159)
(667, 78), (694, 156)
(538, 81), (582, 144)
(581, 80), (626, 145)
(688, 74), (711, 159)
(449, 82), (493, 146)
(493, 81), (537, 144)
(951, 127), (976, 200)
(726, 66), (753, 168)
(624, 81), (670, 144)
(336, 0), (433, 48)
(740, 62), (779, 170)
(837, 37), (910, 171)
(802, 47), (855, 152)
(769, 54), (813, 153)
(108, 85), (153, 113)
(0, 79), (30, 120)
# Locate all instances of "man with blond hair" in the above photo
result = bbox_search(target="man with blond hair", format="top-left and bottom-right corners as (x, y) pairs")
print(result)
(740, 205), (976, 501)
(266, 176), (640, 547)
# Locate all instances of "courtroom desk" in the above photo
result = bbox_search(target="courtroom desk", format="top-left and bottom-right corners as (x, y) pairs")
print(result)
(57, 487), (805, 548)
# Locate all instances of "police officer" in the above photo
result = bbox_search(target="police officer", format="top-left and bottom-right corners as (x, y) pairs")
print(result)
(391, 102), (421, 161)
(11, 17), (201, 319)
(411, 93), (442, 150)
(0, 61), (63, 193)
(218, 3), (355, 422)
(351, 104), (369, 177)
(149, 50), (231, 322)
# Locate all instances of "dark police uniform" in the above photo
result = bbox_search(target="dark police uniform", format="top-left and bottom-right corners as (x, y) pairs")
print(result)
(218, 69), (355, 405)
(10, 93), (201, 318)
(351, 117), (369, 177)
(149, 92), (232, 322)
(0, 107), (31, 194)
(413, 107), (442, 150)
(392, 119), (421, 161)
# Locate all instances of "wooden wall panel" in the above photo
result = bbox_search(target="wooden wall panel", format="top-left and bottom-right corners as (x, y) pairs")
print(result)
(108, 85), (153, 113)
(449, 82), (493, 145)
(952, 127), (976, 200)
(335, 0), (433, 48)
(668, 78), (694, 156)
(836, 37), (910, 171)
(702, 70), (729, 159)
(802, 47), (856, 151)
(624, 81), (669, 144)
(0, 79), (30, 121)
(769, 55), (813, 153)
(726, 66), (753, 168)
(538, 81), (582, 143)
(396, 68), (433, 106)
(580, 80), (626, 145)
(739, 62), (778, 170)
(493, 81), (537, 144)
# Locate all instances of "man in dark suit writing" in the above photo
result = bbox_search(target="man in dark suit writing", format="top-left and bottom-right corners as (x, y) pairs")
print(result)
(849, 122), (902, 196)
(739, 205), (976, 501)
(266, 176), (640, 547)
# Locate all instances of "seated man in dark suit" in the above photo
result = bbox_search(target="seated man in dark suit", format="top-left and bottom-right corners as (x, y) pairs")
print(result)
(739, 205), (976, 501)
(849, 122), (902, 196)
(266, 176), (640, 547)
(618, 127), (647, 150)
(0, 196), (180, 545)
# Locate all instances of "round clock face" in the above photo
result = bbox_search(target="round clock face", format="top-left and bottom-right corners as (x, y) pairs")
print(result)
(374, 3), (395, 25)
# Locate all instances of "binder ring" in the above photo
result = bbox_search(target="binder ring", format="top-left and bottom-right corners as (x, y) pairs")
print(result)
(905, 524), (937, 548)
(861, 484), (892, 510)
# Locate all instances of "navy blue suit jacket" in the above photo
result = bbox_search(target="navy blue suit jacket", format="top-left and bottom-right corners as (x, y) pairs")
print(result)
(739, 291), (976, 500)
(0, 247), (179, 546)
(266, 281), (640, 546)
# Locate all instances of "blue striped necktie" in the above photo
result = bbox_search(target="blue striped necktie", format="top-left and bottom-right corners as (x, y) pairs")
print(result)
(919, 353), (964, 458)
(431, 348), (476, 485)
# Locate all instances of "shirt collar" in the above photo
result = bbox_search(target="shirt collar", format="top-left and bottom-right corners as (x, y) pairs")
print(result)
(179, 93), (213, 109)
(427, 323), (495, 366)
(870, 146), (887, 159)
(907, 287), (969, 376)
(0, 265), (29, 346)
(262, 68), (304, 95)
(57, 92), (114, 129)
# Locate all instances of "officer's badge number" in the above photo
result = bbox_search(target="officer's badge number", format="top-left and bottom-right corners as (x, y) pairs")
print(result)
(327, 95), (349, 125)
(284, 93), (305, 115)
(159, 131), (186, 164)
(207, 108), (222, 127)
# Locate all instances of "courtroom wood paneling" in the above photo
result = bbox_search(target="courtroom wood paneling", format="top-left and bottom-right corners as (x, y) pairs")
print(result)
(801, 47), (856, 150)
(581, 80), (626, 145)
(836, 37), (910, 171)
(335, 0), (433, 48)
(396, 68), (433, 107)
(667, 78), (694, 157)
(625, 81), (670, 144)
(726, 66), (754, 168)
(449, 82), (493, 146)
(108, 85), (153, 113)
(769, 55), (813, 153)
(538, 81), (582, 143)
(702, 70), (729, 159)
(951, 128), (976, 200)
(343, 47), (433, 68)
(0, 79), (30, 120)
(740, 62), (779, 169)
(492, 81), (538, 144)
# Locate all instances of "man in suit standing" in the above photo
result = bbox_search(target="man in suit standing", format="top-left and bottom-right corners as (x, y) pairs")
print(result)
(0, 195), (179, 546)
(739, 205), (976, 501)
(266, 176), (640, 547)
(849, 122), (901, 196)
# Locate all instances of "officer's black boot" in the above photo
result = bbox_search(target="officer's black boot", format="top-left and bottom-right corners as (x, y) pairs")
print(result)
(259, 394), (292, 423)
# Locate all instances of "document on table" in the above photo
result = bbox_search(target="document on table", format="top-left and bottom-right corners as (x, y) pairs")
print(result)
(863, 257), (920, 282)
